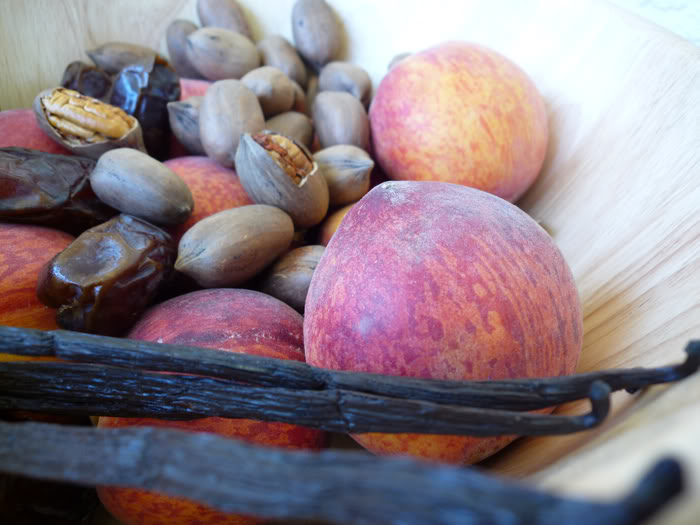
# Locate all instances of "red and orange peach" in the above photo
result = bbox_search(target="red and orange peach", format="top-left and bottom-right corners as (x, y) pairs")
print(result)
(369, 41), (548, 202)
(304, 181), (582, 464)
(97, 288), (326, 525)
(0, 109), (70, 154)
(163, 156), (253, 243)
(0, 224), (73, 361)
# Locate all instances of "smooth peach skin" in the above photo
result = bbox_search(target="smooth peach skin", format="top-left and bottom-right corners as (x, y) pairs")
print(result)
(163, 156), (253, 243)
(97, 289), (326, 525)
(179, 78), (211, 100)
(369, 41), (548, 202)
(304, 181), (582, 465)
(0, 109), (70, 154)
(0, 224), (73, 362)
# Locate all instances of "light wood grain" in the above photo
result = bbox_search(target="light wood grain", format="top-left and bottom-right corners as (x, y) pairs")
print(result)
(1, 0), (700, 522)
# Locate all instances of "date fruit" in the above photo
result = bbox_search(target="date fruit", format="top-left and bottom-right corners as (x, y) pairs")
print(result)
(36, 214), (176, 336)
(0, 147), (116, 234)
(60, 61), (113, 100)
(110, 55), (181, 160)
(87, 42), (162, 75)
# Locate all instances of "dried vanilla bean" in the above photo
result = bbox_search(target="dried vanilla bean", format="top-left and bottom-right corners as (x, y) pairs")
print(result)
(0, 327), (697, 411)
(0, 362), (610, 436)
(0, 421), (684, 525)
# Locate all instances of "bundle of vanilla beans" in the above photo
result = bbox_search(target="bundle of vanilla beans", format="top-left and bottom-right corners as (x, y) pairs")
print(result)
(0, 326), (697, 524)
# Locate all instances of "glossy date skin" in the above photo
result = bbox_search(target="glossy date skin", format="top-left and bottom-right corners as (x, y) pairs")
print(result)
(110, 56), (181, 160)
(61, 61), (113, 101)
(0, 147), (116, 235)
(36, 214), (175, 336)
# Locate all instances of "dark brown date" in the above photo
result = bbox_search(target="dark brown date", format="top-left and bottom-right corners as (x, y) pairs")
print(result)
(60, 61), (113, 100)
(0, 147), (116, 235)
(37, 214), (175, 336)
(110, 55), (181, 160)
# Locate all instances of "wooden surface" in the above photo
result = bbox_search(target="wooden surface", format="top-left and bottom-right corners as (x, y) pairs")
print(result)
(1, 0), (700, 523)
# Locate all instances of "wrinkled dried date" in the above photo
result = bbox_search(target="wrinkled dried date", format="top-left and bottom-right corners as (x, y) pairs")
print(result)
(0, 147), (116, 234)
(110, 56), (181, 160)
(36, 214), (175, 336)
(60, 61), (113, 100)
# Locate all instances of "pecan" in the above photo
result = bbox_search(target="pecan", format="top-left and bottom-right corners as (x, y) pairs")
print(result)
(41, 88), (133, 142)
(33, 88), (146, 159)
(253, 132), (316, 186)
(235, 131), (328, 229)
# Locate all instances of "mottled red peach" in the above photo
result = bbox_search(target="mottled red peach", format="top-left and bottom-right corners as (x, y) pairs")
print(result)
(0, 109), (70, 154)
(179, 78), (211, 100)
(369, 41), (548, 202)
(304, 181), (582, 464)
(164, 156), (253, 243)
(98, 289), (326, 525)
(0, 224), (73, 361)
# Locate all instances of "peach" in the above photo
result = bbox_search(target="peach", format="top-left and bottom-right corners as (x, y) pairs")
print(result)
(163, 156), (253, 243)
(369, 41), (548, 202)
(179, 78), (211, 100)
(0, 223), (74, 330)
(0, 109), (70, 154)
(0, 224), (73, 362)
(304, 181), (582, 464)
(97, 288), (326, 525)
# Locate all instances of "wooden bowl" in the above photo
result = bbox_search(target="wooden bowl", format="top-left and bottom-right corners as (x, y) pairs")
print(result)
(1, 1), (699, 523)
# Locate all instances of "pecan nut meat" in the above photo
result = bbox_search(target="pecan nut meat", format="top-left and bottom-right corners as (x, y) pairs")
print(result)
(33, 87), (146, 159)
(254, 131), (317, 186)
(235, 131), (328, 229)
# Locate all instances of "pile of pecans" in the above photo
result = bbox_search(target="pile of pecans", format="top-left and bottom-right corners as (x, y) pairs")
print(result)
(1, 0), (380, 336)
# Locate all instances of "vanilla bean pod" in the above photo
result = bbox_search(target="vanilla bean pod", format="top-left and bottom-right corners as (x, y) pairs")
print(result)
(0, 362), (610, 436)
(0, 326), (697, 410)
(0, 421), (683, 525)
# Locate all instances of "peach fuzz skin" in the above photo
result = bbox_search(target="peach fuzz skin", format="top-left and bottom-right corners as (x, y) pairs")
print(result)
(0, 109), (70, 154)
(0, 224), (73, 362)
(97, 289), (326, 525)
(304, 181), (582, 465)
(369, 41), (548, 202)
(164, 156), (253, 243)
(179, 78), (211, 100)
